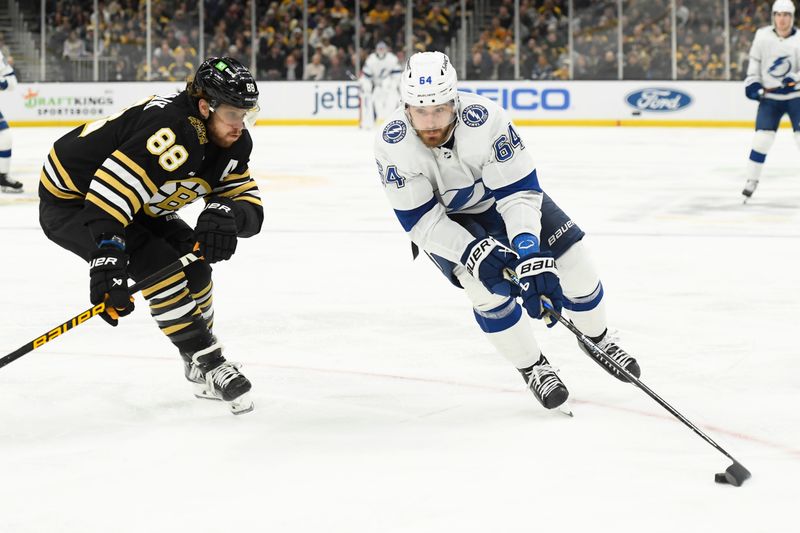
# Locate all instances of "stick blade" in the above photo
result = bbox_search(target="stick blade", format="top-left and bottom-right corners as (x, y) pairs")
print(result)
(720, 461), (752, 487)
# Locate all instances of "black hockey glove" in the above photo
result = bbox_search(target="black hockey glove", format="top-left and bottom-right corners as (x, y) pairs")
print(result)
(89, 240), (134, 327)
(514, 252), (563, 328)
(460, 236), (517, 296)
(195, 197), (239, 263)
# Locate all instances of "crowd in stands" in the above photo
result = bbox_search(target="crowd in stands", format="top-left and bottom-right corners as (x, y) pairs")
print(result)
(25, 0), (778, 82)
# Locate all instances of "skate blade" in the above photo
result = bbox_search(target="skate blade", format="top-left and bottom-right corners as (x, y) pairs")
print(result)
(191, 382), (222, 401)
(229, 393), (254, 415)
(0, 187), (24, 194)
(557, 401), (574, 417)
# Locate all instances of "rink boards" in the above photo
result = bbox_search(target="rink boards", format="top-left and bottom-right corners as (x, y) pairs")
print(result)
(2, 80), (787, 128)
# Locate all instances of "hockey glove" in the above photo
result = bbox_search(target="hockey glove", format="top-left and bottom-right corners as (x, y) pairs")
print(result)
(460, 236), (517, 296)
(89, 242), (134, 327)
(745, 82), (764, 101)
(513, 237), (563, 328)
(195, 197), (239, 263)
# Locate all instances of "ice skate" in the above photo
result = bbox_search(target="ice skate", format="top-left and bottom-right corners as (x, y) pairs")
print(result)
(518, 354), (570, 411)
(578, 330), (641, 383)
(741, 179), (758, 201)
(0, 173), (23, 193)
(184, 342), (254, 415)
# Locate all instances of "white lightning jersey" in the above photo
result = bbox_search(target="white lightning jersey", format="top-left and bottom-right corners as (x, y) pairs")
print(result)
(363, 52), (401, 89)
(373, 92), (543, 264)
(745, 26), (800, 100)
(0, 50), (17, 92)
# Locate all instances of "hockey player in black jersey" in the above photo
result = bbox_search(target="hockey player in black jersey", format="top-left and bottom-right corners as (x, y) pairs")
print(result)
(37, 57), (263, 414)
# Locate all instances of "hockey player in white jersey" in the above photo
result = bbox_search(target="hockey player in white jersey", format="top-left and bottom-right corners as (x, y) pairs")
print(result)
(373, 51), (641, 411)
(742, 0), (800, 200)
(0, 50), (21, 193)
(359, 42), (402, 129)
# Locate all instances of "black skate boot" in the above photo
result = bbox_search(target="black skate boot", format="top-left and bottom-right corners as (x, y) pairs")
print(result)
(185, 342), (254, 415)
(578, 329), (641, 383)
(741, 178), (758, 200)
(0, 173), (23, 193)
(518, 354), (569, 410)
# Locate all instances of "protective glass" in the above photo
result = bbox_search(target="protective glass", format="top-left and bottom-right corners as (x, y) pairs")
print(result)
(405, 101), (457, 132)
(210, 103), (260, 128)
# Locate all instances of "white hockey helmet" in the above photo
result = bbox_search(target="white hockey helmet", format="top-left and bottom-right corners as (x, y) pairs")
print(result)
(401, 51), (459, 108)
(376, 41), (389, 58)
(773, 0), (795, 15)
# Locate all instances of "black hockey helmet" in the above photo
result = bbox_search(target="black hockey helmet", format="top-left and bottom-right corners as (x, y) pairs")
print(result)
(188, 57), (259, 110)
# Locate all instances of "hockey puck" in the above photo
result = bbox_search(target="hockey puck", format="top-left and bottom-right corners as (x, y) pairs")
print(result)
(714, 473), (728, 484)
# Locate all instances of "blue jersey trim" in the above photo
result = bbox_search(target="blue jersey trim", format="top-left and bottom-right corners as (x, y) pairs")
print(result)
(473, 298), (522, 333)
(563, 282), (604, 312)
(0, 149), (11, 157)
(749, 149), (767, 163)
(394, 197), (437, 232)
(492, 169), (542, 202)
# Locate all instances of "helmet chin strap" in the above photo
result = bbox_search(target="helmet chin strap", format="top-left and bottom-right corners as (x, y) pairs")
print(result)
(437, 118), (458, 147)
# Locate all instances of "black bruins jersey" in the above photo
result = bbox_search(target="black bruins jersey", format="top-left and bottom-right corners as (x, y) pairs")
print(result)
(39, 90), (263, 238)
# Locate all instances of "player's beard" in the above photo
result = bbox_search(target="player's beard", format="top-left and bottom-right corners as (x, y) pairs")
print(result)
(416, 121), (456, 148)
(207, 117), (242, 148)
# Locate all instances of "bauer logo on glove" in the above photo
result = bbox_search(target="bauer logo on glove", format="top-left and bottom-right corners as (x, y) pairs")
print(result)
(517, 256), (556, 275)
(460, 236), (517, 296)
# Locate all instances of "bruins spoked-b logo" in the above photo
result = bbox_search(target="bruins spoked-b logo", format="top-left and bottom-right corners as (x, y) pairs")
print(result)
(144, 178), (211, 217)
(382, 120), (407, 144)
(461, 104), (489, 127)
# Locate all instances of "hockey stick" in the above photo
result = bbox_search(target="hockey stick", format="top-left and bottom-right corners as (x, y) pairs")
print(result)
(0, 251), (201, 370)
(761, 81), (796, 95)
(540, 300), (752, 487)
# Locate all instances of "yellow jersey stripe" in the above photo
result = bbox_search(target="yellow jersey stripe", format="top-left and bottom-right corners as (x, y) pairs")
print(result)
(39, 169), (83, 200)
(222, 169), (251, 182)
(161, 322), (191, 335)
(86, 192), (129, 226)
(192, 282), (213, 299)
(233, 196), (263, 207)
(112, 150), (158, 194)
(218, 181), (258, 198)
(141, 272), (186, 298)
(94, 169), (143, 213)
(49, 149), (82, 193)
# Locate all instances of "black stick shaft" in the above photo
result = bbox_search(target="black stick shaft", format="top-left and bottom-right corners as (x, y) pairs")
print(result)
(0, 252), (200, 370)
(544, 303), (745, 465)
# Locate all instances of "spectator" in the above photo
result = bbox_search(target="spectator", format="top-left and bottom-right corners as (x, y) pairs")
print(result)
(261, 45), (285, 80)
(285, 53), (300, 81)
(303, 53), (326, 80)
(165, 47), (194, 81)
(467, 50), (488, 80)
(326, 53), (349, 80)
(62, 31), (87, 60)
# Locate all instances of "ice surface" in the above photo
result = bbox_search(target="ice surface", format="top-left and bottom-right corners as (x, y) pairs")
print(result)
(1, 125), (798, 533)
